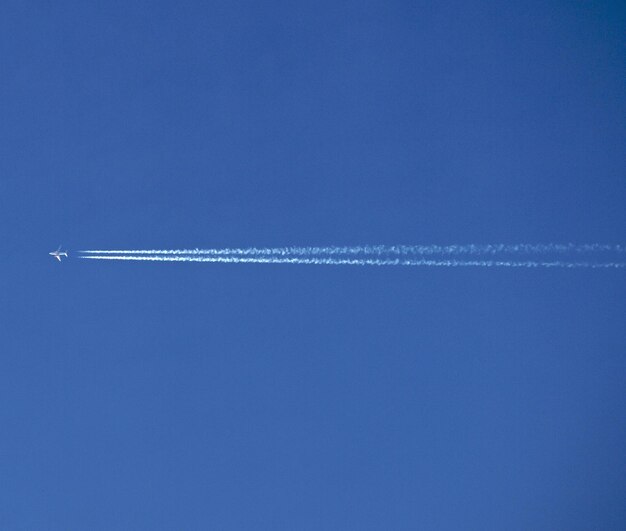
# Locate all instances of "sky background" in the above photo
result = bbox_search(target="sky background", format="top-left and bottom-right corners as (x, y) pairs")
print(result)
(1, 1), (625, 529)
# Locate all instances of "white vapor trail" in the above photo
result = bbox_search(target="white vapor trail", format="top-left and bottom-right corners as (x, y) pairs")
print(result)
(79, 243), (626, 257)
(78, 254), (626, 268)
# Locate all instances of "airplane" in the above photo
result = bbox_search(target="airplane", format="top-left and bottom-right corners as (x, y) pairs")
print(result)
(50, 246), (68, 262)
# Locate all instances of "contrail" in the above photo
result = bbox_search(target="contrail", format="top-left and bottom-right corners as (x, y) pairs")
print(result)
(79, 243), (626, 257)
(78, 254), (626, 268)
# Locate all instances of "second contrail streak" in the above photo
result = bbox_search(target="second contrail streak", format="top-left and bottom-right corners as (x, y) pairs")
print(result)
(78, 254), (626, 268)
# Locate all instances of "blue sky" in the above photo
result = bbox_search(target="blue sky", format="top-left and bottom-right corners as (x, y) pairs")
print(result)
(1, 1), (625, 529)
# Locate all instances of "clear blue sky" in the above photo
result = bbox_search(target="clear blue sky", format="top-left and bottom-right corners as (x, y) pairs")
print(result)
(1, 1), (625, 529)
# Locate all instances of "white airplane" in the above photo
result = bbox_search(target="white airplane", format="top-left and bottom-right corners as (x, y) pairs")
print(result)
(50, 246), (68, 262)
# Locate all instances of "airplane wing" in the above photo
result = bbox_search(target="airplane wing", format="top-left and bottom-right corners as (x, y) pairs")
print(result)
(55, 255), (61, 261)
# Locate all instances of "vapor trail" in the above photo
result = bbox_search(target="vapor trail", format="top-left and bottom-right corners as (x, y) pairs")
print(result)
(78, 254), (626, 268)
(79, 243), (626, 257)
